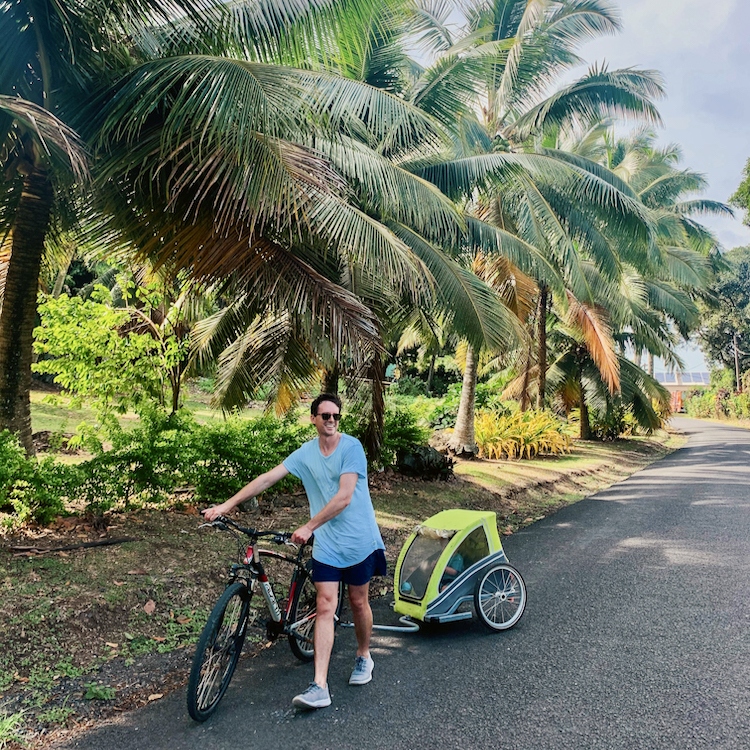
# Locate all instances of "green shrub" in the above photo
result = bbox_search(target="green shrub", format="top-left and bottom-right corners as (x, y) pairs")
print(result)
(71, 406), (201, 512)
(396, 446), (454, 480)
(390, 375), (429, 398)
(381, 407), (430, 466)
(0, 430), (29, 507)
(0, 431), (70, 527)
(340, 405), (430, 468)
(393, 360), (461, 397)
(73, 412), (313, 510)
(684, 390), (714, 418)
(587, 405), (640, 440)
(189, 415), (313, 503)
(428, 381), (512, 429)
(729, 392), (750, 418)
(684, 388), (750, 420)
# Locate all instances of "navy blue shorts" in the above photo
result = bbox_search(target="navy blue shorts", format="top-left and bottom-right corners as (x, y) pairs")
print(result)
(311, 549), (387, 586)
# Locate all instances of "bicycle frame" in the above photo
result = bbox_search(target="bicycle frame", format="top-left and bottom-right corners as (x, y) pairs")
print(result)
(228, 535), (316, 646)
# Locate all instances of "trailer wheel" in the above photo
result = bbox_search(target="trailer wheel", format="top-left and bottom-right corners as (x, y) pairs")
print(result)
(474, 564), (526, 631)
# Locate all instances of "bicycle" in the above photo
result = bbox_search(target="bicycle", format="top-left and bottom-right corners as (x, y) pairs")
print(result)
(187, 515), (343, 722)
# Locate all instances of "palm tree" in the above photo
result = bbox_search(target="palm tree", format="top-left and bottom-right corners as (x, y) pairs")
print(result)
(0, 0), (235, 452)
(395, 0), (666, 452)
(0, 95), (88, 452)
(554, 125), (730, 364)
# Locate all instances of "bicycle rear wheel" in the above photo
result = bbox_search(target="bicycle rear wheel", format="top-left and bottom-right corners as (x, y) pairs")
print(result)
(187, 581), (251, 721)
(287, 569), (344, 662)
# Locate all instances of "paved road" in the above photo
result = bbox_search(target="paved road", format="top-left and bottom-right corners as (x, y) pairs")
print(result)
(54, 418), (750, 750)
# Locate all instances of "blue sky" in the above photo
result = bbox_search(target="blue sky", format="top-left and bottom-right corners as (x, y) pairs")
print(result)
(568, 0), (750, 252)
(567, 0), (750, 371)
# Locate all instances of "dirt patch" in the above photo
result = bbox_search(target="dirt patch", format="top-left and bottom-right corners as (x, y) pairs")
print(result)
(31, 432), (80, 455)
(0, 433), (680, 749)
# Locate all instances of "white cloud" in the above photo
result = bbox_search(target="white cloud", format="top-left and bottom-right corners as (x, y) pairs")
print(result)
(567, 0), (750, 249)
(617, 0), (736, 53)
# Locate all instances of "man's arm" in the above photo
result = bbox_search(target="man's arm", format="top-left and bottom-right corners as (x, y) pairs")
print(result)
(291, 472), (358, 544)
(202, 463), (290, 521)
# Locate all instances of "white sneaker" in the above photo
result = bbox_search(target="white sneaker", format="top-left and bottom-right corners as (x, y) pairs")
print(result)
(292, 682), (331, 709)
(349, 655), (374, 685)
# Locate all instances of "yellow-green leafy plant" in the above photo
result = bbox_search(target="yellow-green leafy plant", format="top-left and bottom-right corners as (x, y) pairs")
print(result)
(474, 410), (572, 460)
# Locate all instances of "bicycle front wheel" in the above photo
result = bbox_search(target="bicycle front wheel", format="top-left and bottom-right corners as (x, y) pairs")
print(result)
(187, 581), (251, 721)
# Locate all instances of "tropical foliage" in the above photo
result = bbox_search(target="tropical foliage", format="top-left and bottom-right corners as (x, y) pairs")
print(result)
(474, 409), (572, 460)
(730, 157), (750, 225)
(0, 0), (731, 467)
(696, 246), (750, 382)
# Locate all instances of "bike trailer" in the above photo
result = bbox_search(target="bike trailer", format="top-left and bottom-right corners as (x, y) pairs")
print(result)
(393, 509), (524, 628)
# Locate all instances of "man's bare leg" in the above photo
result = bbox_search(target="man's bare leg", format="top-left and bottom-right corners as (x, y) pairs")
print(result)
(348, 582), (373, 658)
(312, 581), (340, 687)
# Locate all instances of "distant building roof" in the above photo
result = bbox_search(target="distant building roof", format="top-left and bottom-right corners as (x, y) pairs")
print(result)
(654, 372), (710, 386)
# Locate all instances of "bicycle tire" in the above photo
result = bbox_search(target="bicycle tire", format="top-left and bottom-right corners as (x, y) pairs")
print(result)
(187, 581), (251, 721)
(287, 570), (344, 662)
(474, 563), (527, 632)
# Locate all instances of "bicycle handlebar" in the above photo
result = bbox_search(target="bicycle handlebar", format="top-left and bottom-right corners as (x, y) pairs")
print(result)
(198, 515), (312, 547)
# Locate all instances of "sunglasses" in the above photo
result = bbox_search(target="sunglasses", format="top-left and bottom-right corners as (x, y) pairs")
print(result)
(317, 412), (341, 422)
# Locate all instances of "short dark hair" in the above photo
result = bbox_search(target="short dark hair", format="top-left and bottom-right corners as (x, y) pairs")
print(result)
(311, 393), (342, 416)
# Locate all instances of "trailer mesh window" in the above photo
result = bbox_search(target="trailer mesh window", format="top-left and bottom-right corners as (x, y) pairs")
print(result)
(398, 535), (451, 600)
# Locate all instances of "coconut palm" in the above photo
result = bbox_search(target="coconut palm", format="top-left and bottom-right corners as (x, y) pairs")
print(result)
(0, 94), (90, 452)
(386, 0), (667, 452)
(0, 0), (241, 452)
(75, 0), (549, 463)
(553, 125), (730, 369)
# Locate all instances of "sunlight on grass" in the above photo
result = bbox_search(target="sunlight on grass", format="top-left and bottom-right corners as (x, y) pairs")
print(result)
(30, 391), (104, 434)
(374, 510), (415, 531)
(30, 389), (266, 433)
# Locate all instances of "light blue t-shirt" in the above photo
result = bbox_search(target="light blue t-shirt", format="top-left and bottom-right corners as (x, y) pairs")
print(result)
(283, 434), (385, 567)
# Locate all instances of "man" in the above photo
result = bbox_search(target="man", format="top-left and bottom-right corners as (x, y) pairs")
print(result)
(202, 393), (386, 710)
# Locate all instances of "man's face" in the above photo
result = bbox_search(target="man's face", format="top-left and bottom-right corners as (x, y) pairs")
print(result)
(312, 400), (341, 437)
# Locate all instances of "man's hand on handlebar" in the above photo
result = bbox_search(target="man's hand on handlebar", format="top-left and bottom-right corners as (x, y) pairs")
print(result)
(291, 523), (313, 546)
(202, 502), (234, 522)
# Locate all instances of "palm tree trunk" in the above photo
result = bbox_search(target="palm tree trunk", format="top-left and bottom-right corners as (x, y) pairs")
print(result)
(0, 169), (54, 454)
(447, 343), (478, 456)
(647, 351), (654, 378)
(426, 353), (436, 395)
(323, 365), (340, 395)
(362, 356), (384, 464)
(536, 286), (548, 410)
(170, 366), (182, 414)
(579, 377), (591, 440)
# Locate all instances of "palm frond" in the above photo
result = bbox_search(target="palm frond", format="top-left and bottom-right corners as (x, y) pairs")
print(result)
(410, 0), (457, 54)
(507, 65), (664, 140)
(390, 222), (527, 354)
(658, 246), (712, 288)
(310, 134), (461, 238)
(0, 95), (89, 184)
(644, 279), (700, 334)
(464, 216), (564, 293)
(672, 199), (733, 218)
(618, 356), (670, 431)
(565, 291), (619, 393)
